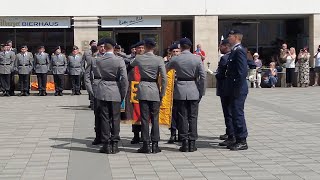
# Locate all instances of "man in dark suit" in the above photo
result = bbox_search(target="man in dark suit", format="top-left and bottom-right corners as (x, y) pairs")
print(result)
(166, 38), (206, 152)
(216, 39), (235, 147)
(224, 30), (249, 151)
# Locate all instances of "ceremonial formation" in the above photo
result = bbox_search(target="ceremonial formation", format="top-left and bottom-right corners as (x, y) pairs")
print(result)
(0, 30), (249, 155)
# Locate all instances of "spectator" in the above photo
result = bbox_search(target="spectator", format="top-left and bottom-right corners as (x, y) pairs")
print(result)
(313, 45), (320, 86)
(297, 47), (310, 87)
(247, 59), (257, 88)
(253, 53), (262, 88)
(262, 62), (278, 88)
(285, 47), (296, 87)
(193, 44), (206, 61)
(279, 43), (288, 65)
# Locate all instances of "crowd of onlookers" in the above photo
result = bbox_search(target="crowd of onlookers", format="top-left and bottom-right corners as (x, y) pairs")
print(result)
(246, 43), (320, 88)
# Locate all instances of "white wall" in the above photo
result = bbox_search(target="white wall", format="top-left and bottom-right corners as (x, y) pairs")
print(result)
(1, 0), (319, 16)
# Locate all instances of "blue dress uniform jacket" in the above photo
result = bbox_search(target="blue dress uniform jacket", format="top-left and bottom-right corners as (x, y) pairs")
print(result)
(216, 52), (230, 97)
(225, 44), (248, 97)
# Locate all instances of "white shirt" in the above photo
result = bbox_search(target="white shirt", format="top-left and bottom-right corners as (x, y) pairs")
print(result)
(286, 55), (295, 68)
(315, 53), (320, 67)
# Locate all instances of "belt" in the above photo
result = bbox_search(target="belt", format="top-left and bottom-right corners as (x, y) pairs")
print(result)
(19, 64), (30, 66)
(0, 64), (11, 65)
(94, 77), (118, 81)
(53, 65), (65, 67)
(177, 77), (196, 81)
(37, 63), (47, 65)
(70, 66), (81, 68)
(140, 78), (157, 82)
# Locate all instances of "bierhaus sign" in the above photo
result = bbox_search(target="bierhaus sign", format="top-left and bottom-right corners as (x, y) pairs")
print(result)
(0, 17), (71, 28)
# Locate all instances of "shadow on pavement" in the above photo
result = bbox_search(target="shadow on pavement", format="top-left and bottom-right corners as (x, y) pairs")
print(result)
(50, 135), (226, 154)
(57, 105), (91, 111)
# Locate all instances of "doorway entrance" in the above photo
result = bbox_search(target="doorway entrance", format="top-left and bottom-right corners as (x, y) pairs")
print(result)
(116, 33), (140, 54)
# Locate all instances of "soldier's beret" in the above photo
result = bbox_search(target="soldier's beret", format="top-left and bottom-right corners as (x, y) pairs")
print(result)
(104, 38), (116, 47)
(228, 29), (243, 35)
(169, 43), (180, 51)
(135, 41), (145, 48)
(38, 45), (45, 49)
(220, 39), (230, 45)
(115, 44), (121, 49)
(54, 46), (61, 52)
(144, 38), (156, 47)
(179, 38), (192, 46)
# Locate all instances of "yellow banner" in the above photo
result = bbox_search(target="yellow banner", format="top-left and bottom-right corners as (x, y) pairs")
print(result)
(129, 70), (175, 126)
(159, 69), (175, 126)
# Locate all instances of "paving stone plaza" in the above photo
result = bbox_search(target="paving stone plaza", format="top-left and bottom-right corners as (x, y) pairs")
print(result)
(0, 88), (320, 180)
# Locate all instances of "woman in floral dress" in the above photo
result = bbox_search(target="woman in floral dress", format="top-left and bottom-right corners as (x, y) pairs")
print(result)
(297, 47), (311, 87)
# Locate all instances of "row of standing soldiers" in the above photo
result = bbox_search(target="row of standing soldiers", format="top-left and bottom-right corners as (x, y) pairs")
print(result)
(0, 44), (86, 96)
(84, 37), (206, 154)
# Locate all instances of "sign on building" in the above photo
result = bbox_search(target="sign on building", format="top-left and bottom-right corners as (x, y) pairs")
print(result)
(0, 17), (71, 28)
(101, 16), (161, 28)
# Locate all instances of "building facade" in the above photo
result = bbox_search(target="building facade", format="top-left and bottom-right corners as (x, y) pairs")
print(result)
(0, 0), (319, 72)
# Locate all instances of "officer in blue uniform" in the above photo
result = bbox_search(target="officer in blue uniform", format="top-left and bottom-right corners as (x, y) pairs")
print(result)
(224, 30), (249, 151)
(216, 39), (235, 147)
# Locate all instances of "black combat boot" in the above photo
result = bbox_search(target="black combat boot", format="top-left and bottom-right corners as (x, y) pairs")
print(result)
(54, 91), (59, 96)
(111, 141), (120, 154)
(59, 91), (63, 96)
(229, 139), (248, 151)
(137, 141), (151, 153)
(167, 129), (176, 144)
(179, 140), (188, 152)
(219, 136), (236, 147)
(43, 91), (47, 96)
(188, 140), (197, 152)
(151, 141), (161, 153)
(219, 134), (228, 140)
(100, 141), (112, 154)
(131, 132), (140, 144)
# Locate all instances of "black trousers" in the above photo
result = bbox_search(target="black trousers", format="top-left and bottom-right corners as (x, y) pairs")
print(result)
(220, 96), (234, 137)
(132, 124), (141, 133)
(37, 73), (47, 91)
(93, 98), (101, 140)
(9, 72), (15, 94)
(170, 100), (179, 131)
(100, 101), (121, 143)
(139, 100), (160, 142)
(0, 74), (10, 91)
(53, 74), (64, 92)
(286, 68), (295, 84)
(18, 74), (30, 92)
(176, 100), (199, 141)
(70, 75), (81, 92)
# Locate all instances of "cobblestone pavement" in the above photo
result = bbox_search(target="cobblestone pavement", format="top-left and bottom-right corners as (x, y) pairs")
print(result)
(0, 88), (320, 180)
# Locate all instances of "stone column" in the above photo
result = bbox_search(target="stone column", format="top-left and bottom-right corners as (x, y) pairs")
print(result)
(309, 14), (320, 85)
(194, 16), (219, 88)
(309, 14), (320, 68)
(73, 16), (99, 52)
